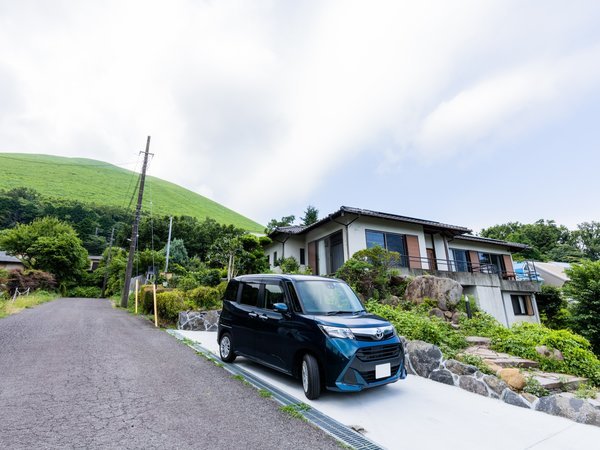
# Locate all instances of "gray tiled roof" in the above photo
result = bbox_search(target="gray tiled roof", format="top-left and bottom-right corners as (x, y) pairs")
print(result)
(0, 251), (22, 263)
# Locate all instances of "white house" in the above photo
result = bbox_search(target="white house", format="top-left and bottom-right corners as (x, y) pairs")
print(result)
(264, 206), (541, 327)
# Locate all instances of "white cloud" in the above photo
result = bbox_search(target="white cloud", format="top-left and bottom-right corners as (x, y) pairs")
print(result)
(1, 0), (599, 224)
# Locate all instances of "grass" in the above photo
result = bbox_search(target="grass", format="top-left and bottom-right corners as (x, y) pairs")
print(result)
(0, 153), (263, 232)
(0, 291), (59, 318)
(279, 403), (310, 421)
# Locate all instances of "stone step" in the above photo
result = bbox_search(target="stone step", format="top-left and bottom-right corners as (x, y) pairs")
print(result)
(529, 371), (588, 392)
(464, 346), (539, 369)
(465, 336), (492, 346)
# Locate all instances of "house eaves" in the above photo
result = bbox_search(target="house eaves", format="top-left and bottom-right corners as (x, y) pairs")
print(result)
(0, 251), (22, 263)
(268, 206), (471, 238)
(453, 235), (529, 252)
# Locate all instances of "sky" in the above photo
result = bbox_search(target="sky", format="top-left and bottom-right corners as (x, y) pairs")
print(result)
(1, 0), (599, 231)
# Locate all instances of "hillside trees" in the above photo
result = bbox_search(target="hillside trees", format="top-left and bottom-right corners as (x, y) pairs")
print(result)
(564, 261), (600, 353)
(301, 205), (319, 226)
(0, 217), (88, 283)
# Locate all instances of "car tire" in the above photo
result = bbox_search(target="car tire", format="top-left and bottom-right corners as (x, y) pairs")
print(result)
(219, 333), (236, 363)
(301, 354), (321, 400)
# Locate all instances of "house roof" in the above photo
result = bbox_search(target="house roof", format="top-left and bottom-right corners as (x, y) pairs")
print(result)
(532, 261), (571, 282)
(453, 235), (529, 251)
(270, 206), (471, 237)
(0, 251), (22, 264)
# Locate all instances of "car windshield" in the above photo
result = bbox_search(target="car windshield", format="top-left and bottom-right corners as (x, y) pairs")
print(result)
(294, 280), (364, 315)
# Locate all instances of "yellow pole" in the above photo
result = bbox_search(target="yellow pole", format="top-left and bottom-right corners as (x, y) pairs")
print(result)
(153, 283), (158, 327)
(135, 279), (139, 314)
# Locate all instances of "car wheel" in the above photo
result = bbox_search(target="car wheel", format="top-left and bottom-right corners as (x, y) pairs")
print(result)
(219, 333), (236, 363)
(301, 354), (321, 400)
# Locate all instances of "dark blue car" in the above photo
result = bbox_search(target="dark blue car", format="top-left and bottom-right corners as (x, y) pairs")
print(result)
(217, 274), (406, 399)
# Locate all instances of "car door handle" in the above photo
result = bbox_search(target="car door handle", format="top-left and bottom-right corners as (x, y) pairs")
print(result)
(258, 314), (268, 320)
(248, 312), (258, 318)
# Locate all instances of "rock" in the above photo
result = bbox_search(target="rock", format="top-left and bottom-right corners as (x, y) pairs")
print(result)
(177, 310), (220, 331)
(483, 375), (509, 397)
(535, 345), (564, 361)
(451, 311), (463, 324)
(445, 359), (478, 376)
(382, 295), (400, 307)
(429, 369), (455, 386)
(404, 275), (463, 311)
(498, 368), (526, 391)
(502, 389), (532, 409)
(405, 340), (443, 378)
(465, 336), (492, 346)
(536, 393), (600, 426)
(459, 376), (489, 397)
(522, 393), (539, 404)
(428, 308), (445, 320)
(444, 311), (453, 319)
(485, 362), (504, 375)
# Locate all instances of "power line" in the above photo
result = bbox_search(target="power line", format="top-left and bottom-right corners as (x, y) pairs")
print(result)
(0, 153), (139, 168)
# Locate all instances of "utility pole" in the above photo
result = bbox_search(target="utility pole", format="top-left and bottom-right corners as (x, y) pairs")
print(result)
(164, 216), (173, 273)
(121, 136), (153, 308)
(101, 226), (115, 298)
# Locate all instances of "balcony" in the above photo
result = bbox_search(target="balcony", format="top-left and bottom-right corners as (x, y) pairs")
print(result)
(395, 255), (541, 292)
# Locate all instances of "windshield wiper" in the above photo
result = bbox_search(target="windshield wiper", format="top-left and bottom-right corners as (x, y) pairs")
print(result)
(325, 310), (360, 316)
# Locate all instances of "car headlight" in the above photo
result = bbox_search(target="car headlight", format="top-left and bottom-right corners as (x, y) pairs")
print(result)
(319, 325), (355, 339)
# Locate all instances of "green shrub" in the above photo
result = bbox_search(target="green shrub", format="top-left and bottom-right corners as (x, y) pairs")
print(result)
(155, 291), (191, 324)
(458, 311), (505, 338)
(489, 323), (600, 385)
(185, 286), (222, 310)
(140, 285), (168, 314)
(366, 300), (467, 356)
(68, 286), (102, 298)
(524, 376), (550, 397)
(456, 353), (495, 375)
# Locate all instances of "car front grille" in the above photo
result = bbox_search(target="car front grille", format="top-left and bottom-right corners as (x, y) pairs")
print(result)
(356, 343), (402, 362)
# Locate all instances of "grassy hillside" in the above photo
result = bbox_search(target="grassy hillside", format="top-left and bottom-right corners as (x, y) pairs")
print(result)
(0, 153), (263, 232)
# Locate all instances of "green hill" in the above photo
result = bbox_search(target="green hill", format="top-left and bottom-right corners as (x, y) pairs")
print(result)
(0, 153), (263, 232)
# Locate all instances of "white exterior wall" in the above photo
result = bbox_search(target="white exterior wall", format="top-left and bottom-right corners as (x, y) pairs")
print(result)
(502, 291), (540, 326)
(347, 217), (428, 262)
(448, 239), (514, 258)
(432, 234), (450, 271)
(465, 285), (509, 326)
(263, 236), (305, 270)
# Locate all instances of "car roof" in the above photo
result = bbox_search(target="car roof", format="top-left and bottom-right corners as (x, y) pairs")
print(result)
(233, 273), (342, 283)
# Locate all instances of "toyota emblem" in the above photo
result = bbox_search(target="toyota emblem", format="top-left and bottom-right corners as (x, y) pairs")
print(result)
(375, 328), (384, 340)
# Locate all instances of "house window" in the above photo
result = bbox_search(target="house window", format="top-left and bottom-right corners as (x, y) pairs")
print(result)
(299, 248), (305, 265)
(479, 252), (506, 274)
(450, 248), (470, 272)
(273, 251), (278, 265)
(511, 295), (534, 316)
(365, 230), (407, 266)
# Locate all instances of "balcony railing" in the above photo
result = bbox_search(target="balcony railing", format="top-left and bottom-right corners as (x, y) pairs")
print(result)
(396, 255), (539, 281)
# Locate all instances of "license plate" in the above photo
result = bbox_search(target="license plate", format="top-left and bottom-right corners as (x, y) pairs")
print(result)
(375, 363), (391, 379)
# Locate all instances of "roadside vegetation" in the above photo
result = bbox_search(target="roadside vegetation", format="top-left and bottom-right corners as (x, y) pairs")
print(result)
(0, 289), (58, 318)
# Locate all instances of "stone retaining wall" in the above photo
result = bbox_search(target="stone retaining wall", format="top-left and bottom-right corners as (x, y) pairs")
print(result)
(403, 338), (600, 427)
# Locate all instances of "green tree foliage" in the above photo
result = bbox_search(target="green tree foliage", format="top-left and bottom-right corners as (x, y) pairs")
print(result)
(536, 285), (570, 329)
(0, 217), (88, 283)
(164, 238), (189, 267)
(481, 219), (582, 262)
(564, 261), (600, 354)
(277, 256), (300, 274)
(336, 247), (402, 299)
(300, 205), (319, 226)
(574, 221), (600, 261)
(265, 215), (295, 234)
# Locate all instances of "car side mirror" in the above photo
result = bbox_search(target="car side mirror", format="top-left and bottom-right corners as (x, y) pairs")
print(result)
(273, 303), (289, 313)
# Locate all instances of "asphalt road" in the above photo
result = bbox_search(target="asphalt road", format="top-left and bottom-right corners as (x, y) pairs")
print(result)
(0, 298), (340, 450)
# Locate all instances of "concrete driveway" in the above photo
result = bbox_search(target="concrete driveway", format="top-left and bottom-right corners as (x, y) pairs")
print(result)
(175, 330), (600, 450)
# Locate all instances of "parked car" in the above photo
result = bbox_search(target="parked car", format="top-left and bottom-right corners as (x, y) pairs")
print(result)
(217, 274), (406, 399)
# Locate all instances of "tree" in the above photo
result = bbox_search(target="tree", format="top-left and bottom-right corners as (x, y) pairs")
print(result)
(301, 205), (319, 226)
(481, 219), (580, 261)
(574, 221), (600, 261)
(535, 285), (570, 329)
(564, 261), (600, 354)
(164, 238), (189, 267)
(0, 217), (88, 283)
(265, 215), (295, 234)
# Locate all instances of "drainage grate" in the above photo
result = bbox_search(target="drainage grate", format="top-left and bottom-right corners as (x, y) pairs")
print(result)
(168, 330), (383, 450)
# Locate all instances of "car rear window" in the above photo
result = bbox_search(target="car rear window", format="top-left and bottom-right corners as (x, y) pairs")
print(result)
(223, 280), (239, 301)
